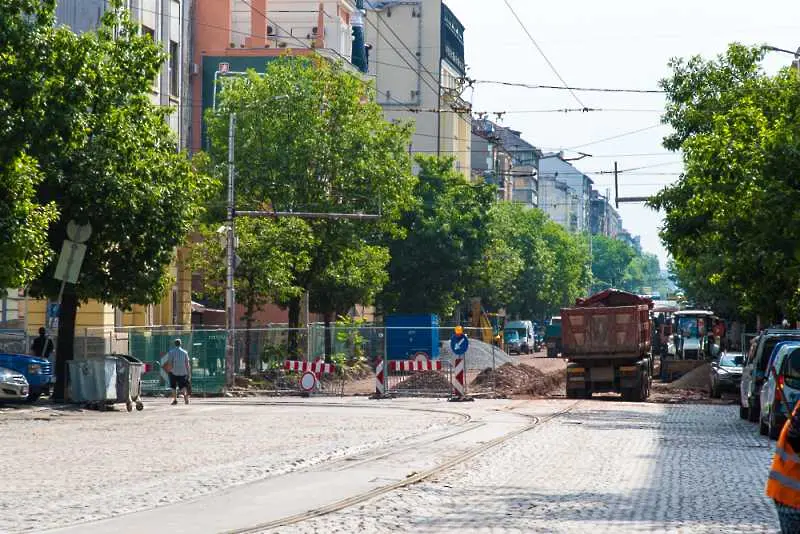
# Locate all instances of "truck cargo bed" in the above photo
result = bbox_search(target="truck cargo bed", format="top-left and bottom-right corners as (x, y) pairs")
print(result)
(561, 304), (651, 358)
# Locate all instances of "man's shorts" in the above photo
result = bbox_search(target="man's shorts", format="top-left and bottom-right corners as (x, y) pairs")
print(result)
(169, 373), (190, 391)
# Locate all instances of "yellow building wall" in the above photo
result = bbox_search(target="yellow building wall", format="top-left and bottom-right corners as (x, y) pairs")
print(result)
(24, 246), (193, 334)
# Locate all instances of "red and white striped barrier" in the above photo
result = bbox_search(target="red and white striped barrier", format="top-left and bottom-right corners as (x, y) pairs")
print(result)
(452, 358), (466, 397)
(284, 360), (336, 375)
(375, 358), (385, 396)
(388, 360), (443, 372)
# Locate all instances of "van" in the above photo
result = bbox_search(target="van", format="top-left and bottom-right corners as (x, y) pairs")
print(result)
(504, 320), (535, 354)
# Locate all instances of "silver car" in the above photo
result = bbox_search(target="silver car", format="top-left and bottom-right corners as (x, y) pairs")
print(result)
(0, 366), (29, 401)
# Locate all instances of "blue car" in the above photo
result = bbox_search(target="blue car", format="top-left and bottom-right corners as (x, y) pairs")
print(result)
(0, 353), (55, 401)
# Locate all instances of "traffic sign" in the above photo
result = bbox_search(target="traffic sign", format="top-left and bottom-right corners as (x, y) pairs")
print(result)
(300, 371), (317, 392)
(450, 333), (469, 355)
(46, 303), (60, 319)
(53, 240), (87, 284)
(66, 220), (92, 243)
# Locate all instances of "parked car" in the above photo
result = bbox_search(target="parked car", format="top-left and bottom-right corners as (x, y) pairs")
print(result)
(709, 352), (744, 398)
(0, 353), (54, 402)
(740, 329), (800, 422)
(0, 366), (29, 401)
(759, 341), (800, 439)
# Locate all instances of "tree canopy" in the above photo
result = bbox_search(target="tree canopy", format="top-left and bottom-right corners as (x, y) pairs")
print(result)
(1, 1), (216, 396)
(378, 156), (494, 316)
(651, 43), (800, 321)
(205, 56), (416, 356)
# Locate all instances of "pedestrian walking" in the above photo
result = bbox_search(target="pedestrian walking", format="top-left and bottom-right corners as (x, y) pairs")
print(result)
(163, 339), (191, 405)
(31, 327), (54, 359)
(766, 396), (800, 532)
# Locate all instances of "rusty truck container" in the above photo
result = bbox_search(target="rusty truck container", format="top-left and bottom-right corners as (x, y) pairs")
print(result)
(561, 304), (651, 359)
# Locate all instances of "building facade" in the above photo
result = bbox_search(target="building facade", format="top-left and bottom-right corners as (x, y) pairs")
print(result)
(589, 189), (622, 237)
(191, 0), (362, 152)
(366, 0), (470, 178)
(471, 119), (513, 201)
(538, 152), (592, 233)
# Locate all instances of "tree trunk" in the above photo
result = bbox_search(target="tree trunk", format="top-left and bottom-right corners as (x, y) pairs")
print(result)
(287, 297), (301, 357)
(53, 291), (78, 402)
(323, 311), (333, 362)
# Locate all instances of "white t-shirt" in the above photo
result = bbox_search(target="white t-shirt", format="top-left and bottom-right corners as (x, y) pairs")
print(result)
(166, 346), (190, 376)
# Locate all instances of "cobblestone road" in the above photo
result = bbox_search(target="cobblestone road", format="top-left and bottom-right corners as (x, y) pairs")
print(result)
(0, 400), (459, 533)
(270, 401), (780, 534)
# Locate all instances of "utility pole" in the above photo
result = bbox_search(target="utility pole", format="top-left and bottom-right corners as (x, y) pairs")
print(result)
(226, 113), (236, 387)
(614, 161), (619, 209)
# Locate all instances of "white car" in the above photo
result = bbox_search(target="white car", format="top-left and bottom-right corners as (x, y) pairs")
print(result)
(0, 366), (29, 401)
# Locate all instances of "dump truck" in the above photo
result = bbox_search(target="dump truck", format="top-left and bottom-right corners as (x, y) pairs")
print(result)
(562, 289), (653, 401)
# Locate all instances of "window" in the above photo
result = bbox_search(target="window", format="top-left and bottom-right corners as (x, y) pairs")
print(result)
(169, 41), (179, 97)
(142, 25), (155, 41)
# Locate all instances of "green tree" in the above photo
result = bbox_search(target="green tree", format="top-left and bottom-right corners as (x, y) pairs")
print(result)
(651, 43), (800, 321)
(191, 218), (315, 373)
(591, 235), (635, 291)
(378, 156), (495, 316)
(542, 223), (591, 310)
(8, 4), (215, 398)
(0, 1), (62, 290)
(205, 57), (415, 356)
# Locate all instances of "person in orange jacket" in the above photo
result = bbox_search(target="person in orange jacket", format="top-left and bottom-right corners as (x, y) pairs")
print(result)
(766, 397), (800, 532)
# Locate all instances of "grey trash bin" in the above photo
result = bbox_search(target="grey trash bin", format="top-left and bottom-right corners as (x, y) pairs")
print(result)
(111, 354), (145, 412)
(68, 357), (117, 407)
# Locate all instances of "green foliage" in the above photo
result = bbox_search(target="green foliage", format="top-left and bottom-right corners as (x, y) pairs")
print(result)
(378, 156), (495, 316)
(651, 43), (800, 320)
(332, 314), (370, 379)
(0, 156), (58, 292)
(13, 5), (217, 306)
(191, 218), (314, 313)
(591, 235), (635, 290)
(205, 57), (415, 322)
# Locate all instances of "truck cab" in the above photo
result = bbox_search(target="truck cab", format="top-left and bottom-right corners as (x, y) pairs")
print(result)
(671, 310), (715, 360)
(544, 316), (562, 358)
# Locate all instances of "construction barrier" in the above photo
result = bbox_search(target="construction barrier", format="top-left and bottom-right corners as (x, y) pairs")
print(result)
(452, 357), (466, 397)
(375, 358), (385, 396)
(374, 358), (454, 398)
(284, 359), (336, 375)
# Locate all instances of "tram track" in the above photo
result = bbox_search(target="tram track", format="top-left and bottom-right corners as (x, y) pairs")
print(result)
(223, 400), (583, 534)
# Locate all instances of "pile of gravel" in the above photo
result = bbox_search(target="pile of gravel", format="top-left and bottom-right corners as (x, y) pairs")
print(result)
(395, 371), (452, 392)
(666, 363), (711, 390)
(439, 338), (517, 370)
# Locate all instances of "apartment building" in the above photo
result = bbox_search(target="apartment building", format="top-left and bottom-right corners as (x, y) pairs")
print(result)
(366, 0), (470, 178)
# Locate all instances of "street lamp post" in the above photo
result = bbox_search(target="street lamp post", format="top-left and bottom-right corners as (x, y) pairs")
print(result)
(762, 45), (800, 81)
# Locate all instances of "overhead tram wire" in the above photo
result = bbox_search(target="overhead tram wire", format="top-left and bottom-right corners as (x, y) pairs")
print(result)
(502, 0), (586, 109)
(472, 79), (666, 94)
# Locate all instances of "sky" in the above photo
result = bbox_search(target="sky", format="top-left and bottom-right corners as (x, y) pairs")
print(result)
(445, 0), (800, 268)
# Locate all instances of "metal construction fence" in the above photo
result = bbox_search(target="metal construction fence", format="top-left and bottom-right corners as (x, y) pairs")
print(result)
(66, 324), (506, 396)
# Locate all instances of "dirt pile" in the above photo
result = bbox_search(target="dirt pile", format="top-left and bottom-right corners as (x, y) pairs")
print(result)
(395, 371), (452, 392)
(471, 363), (563, 396)
(665, 363), (711, 390)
